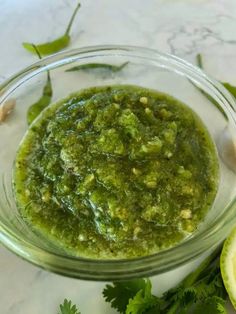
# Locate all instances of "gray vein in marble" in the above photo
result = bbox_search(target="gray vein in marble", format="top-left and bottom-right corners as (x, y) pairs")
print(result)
(6, 300), (26, 314)
(166, 30), (180, 55)
(165, 15), (236, 56)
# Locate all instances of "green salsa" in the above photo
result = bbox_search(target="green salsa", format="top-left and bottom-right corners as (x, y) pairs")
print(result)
(13, 85), (218, 259)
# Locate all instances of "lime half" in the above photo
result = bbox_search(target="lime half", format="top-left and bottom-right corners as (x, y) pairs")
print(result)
(220, 226), (236, 310)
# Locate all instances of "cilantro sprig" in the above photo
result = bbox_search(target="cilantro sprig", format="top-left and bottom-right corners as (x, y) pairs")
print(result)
(103, 251), (227, 313)
(103, 279), (160, 314)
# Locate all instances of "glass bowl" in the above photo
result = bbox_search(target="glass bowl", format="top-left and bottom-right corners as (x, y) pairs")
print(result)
(1, 45), (236, 281)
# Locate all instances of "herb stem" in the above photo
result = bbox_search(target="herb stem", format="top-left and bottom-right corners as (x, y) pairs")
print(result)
(31, 43), (42, 59)
(180, 249), (220, 288)
(165, 300), (181, 314)
(65, 2), (81, 35)
(196, 53), (203, 69)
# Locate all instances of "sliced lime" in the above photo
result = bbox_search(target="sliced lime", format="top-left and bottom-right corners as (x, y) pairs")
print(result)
(220, 226), (236, 310)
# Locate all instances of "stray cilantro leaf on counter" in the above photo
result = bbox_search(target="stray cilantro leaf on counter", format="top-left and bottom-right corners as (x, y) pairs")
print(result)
(23, 2), (81, 55)
(59, 299), (81, 314)
(26, 44), (52, 124)
(66, 62), (129, 73)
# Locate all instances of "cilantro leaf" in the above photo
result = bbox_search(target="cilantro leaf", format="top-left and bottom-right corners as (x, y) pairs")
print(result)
(23, 2), (81, 55)
(163, 256), (228, 314)
(192, 296), (227, 314)
(103, 279), (149, 313)
(175, 287), (198, 306)
(59, 299), (81, 314)
(125, 279), (160, 314)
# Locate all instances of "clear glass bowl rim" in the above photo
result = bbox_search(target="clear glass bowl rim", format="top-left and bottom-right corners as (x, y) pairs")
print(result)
(1, 44), (236, 281)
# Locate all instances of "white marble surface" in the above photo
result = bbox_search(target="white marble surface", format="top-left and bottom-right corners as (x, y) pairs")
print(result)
(1, 0), (236, 313)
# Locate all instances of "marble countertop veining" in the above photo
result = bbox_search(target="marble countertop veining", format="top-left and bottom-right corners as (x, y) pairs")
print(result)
(1, 0), (236, 313)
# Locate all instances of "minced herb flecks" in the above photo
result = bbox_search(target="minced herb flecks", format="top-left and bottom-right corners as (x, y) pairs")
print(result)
(13, 85), (219, 259)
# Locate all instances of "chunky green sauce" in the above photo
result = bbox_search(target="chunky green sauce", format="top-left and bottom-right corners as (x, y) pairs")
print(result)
(14, 85), (218, 259)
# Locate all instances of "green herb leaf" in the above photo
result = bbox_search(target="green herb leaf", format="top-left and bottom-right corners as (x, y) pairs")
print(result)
(103, 250), (228, 314)
(59, 299), (81, 314)
(103, 279), (147, 313)
(125, 279), (160, 314)
(22, 35), (70, 56)
(164, 253), (227, 314)
(192, 296), (227, 314)
(22, 2), (81, 55)
(66, 62), (129, 73)
(26, 44), (53, 124)
(163, 249), (219, 304)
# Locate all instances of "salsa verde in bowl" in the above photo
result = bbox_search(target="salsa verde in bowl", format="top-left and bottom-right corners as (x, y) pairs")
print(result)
(14, 85), (218, 259)
(1, 46), (236, 280)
